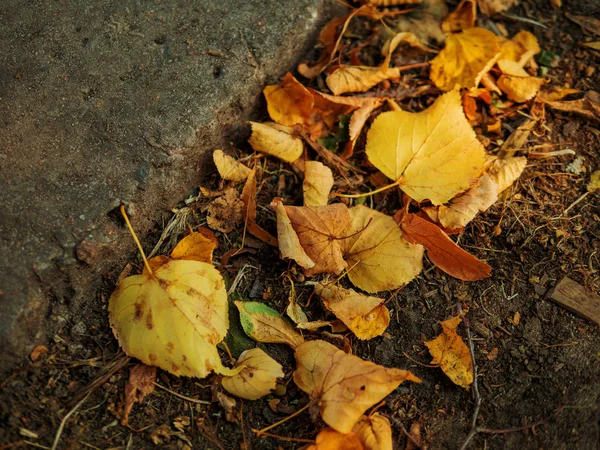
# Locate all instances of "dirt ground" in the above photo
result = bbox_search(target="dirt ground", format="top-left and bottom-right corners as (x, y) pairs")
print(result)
(1, 1), (599, 449)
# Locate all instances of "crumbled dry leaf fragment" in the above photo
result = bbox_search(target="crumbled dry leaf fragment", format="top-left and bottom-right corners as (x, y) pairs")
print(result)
(235, 300), (304, 348)
(248, 121), (304, 162)
(326, 32), (433, 95)
(438, 156), (527, 229)
(170, 231), (216, 264)
(213, 150), (251, 182)
(543, 91), (600, 121)
(425, 316), (474, 389)
(442, 0), (476, 33)
(400, 213), (491, 281)
(353, 413), (393, 450)
(272, 198), (316, 270)
(307, 428), (365, 450)
(477, 0), (515, 15)
(366, 90), (485, 205)
(277, 201), (352, 276)
(206, 188), (244, 233)
(294, 339), (421, 433)
(241, 169), (278, 247)
(341, 205), (424, 293)
(588, 170), (600, 192)
(108, 260), (232, 378)
(497, 59), (545, 103)
(119, 364), (156, 426)
(304, 161), (334, 207)
(221, 348), (284, 400)
(264, 72), (353, 138)
(314, 283), (390, 339)
(430, 28), (502, 91)
(30, 345), (48, 362)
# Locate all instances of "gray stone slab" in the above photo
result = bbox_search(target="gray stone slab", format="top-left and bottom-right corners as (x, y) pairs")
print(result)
(0, 0), (337, 370)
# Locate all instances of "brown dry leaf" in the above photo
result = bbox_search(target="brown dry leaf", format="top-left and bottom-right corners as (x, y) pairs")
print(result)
(304, 161), (334, 207)
(326, 32), (433, 95)
(170, 231), (216, 264)
(213, 150), (251, 182)
(206, 188), (244, 233)
(430, 28), (502, 91)
(353, 413), (393, 450)
(366, 90), (485, 205)
(274, 200), (351, 276)
(248, 121), (304, 163)
(286, 284), (309, 324)
(294, 339), (421, 433)
(499, 31), (540, 66)
(345, 98), (385, 158)
(497, 59), (545, 103)
(442, 0), (476, 34)
(314, 283), (390, 339)
(341, 205), (424, 293)
(30, 345), (48, 361)
(298, 16), (348, 79)
(221, 348), (284, 400)
(425, 316), (474, 389)
(264, 72), (352, 138)
(477, 0), (515, 15)
(405, 421), (423, 450)
(235, 300), (305, 349)
(438, 156), (527, 229)
(544, 91), (600, 121)
(400, 213), (491, 281)
(365, 0), (423, 5)
(119, 364), (156, 426)
(272, 198), (316, 270)
(307, 428), (365, 450)
(241, 169), (278, 247)
(296, 319), (347, 332)
(565, 12), (600, 36)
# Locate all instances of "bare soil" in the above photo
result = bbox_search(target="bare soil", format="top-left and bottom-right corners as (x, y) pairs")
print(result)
(1, 2), (599, 449)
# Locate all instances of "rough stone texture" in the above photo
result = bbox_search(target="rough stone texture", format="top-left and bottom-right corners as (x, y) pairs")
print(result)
(0, 0), (337, 371)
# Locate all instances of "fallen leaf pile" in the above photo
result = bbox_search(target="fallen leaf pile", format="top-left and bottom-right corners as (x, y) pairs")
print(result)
(106, 0), (581, 445)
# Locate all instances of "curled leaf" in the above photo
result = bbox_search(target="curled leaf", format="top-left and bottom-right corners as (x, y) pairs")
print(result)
(109, 260), (231, 378)
(304, 161), (334, 207)
(294, 340), (421, 434)
(119, 364), (156, 426)
(366, 90), (485, 205)
(425, 316), (474, 389)
(273, 198), (316, 270)
(213, 150), (251, 182)
(497, 59), (545, 103)
(315, 283), (390, 339)
(248, 121), (303, 163)
(170, 231), (217, 264)
(221, 348), (284, 400)
(353, 413), (393, 450)
(235, 301), (304, 349)
(341, 205), (424, 293)
(442, 0), (476, 33)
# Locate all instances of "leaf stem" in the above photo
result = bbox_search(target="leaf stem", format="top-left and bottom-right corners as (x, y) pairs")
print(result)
(120, 205), (153, 277)
(334, 179), (402, 198)
(252, 401), (312, 436)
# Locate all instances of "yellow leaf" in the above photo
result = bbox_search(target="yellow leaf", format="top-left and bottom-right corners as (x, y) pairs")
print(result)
(109, 260), (230, 378)
(477, 0), (516, 16)
(307, 428), (365, 450)
(326, 32), (432, 95)
(425, 315), (474, 389)
(275, 200), (351, 276)
(583, 41), (600, 51)
(296, 320), (347, 332)
(235, 301), (305, 349)
(304, 161), (334, 207)
(588, 170), (600, 192)
(294, 340), (421, 434)
(499, 31), (540, 65)
(212, 150), (251, 182)
(341, 205), (424, 293)
(442, 0), (476, 34)
(248, 122), (303, 163)
(315, 283), (390, 339)
(170, 231), (217, 264)
(497, 59), (546, 103)
(366, 90), (485, 205)
(353, 413), (393, 450)
(221, 348), (284, 400)
(438, 156), (527, 229)
(430, 28), (501, 91)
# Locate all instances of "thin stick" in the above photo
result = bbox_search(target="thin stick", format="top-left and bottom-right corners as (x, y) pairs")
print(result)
(153, 382), (211, 405)
(402, 351), (440, 369)
(120, 205), (154, 276)
(252, 402), (312, 436)
(334, 179), (402, 198)
(563, 191), (589, 216)
(256, 431), (315, 444)
(51, 393), (90, 450)
(458, 304), (482, 450)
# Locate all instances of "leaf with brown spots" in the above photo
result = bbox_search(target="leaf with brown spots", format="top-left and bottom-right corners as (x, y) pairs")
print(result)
(221, 348), (284, 400)
(119, 364), (156, 426)
(294, 340), (421, 434)
(109, 259), (235, 378)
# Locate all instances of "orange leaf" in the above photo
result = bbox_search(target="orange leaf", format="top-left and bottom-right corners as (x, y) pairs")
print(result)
(399, 213), (491, 281)
(353, 413), (393, 450)
(307, 428), (365, 450)
(241, 169), (278, 247)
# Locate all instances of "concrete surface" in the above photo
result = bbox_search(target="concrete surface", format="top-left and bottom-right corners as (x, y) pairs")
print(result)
(0, 0), (337, 370)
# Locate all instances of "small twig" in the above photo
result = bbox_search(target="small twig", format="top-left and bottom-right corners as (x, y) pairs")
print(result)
(500, 12), (548, 28)
(51, 393), (91, 450)
(457, 304), (482, 450)
(153, 382), (211, 405)
(252, 402), (312, 436)
(256, 431), (315, 444)
(563, 191), (590, 216)
(402, 351), (440, 368)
